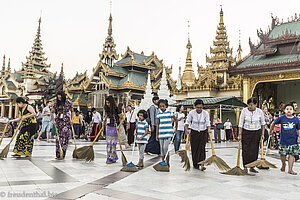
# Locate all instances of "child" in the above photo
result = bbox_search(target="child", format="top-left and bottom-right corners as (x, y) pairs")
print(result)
(273, 114), (281, 150)
(155, 99), (178, 166)
(270, 103), (300, 175)
(134, 110), (150, 168)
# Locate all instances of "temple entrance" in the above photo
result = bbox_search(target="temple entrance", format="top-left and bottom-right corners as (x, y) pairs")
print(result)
(253, 79), (300, 112)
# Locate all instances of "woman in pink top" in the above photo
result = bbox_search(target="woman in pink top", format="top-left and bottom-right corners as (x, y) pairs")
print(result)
(213, 115), (222, 143)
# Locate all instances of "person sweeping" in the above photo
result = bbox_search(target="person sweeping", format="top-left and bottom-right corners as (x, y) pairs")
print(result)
(238, 97), (265, 173)
(9, 97), (37, 157)
(134, 109), (150, 168)
(103, 96), (124, 164)
(269, 103), (300, 175)
(185, 99), (211, 171)
(51, 91), (74, 160)
(155, 99), (177, 167)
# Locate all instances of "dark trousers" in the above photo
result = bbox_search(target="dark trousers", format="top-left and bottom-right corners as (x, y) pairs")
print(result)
(214, 127), (221, 143)
(225, 129), (231, 141)
(145, 125), (160, 154)
(242, 129), (261, 166)
(190, 129), (208, 169)
(73, 124), (80, 137)
(91, 123), (99, 141)
(127, 122), (136, 145)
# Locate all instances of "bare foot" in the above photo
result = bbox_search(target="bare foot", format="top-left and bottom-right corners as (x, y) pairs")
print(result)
(288, 170), (297, 175)
(47, 140), (50, 143)
(37, 138), (40, 142)
(281, 164), (286, 172)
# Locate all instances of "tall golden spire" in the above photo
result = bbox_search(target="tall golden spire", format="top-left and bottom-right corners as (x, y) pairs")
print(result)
(182, 21), (195, 86)
(206, 6), (234, 68)
(99, 10), (119, 67)
(237, 30), (242, 62)
(21, 16), (50, 78)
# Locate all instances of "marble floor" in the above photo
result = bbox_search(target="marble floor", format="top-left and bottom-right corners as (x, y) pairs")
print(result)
(0, 138), (299, 200)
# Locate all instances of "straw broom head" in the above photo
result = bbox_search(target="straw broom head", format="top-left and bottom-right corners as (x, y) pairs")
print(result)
(222, 166), (254, 176)
(198, 155), (231, 172)
(0, 144), (10, 159)
(121, 162), (138, 172)
(153, 162), (170, 172)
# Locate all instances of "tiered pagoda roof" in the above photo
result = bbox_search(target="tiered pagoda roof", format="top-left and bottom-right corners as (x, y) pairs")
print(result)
(17, 17), (51, 79)
(230, 15), (300, 75)
(205, 7), (234, 70)
(86, 13), (176, 97)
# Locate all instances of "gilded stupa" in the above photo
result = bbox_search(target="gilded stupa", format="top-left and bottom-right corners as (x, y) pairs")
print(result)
(176, 7), (242, 100)
(181, 31), (196, 87)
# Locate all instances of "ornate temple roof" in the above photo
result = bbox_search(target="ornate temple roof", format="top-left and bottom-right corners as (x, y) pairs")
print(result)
(231, 15), (300, 75)
(17, 17), (51, 79)
(206, 7), (234, 69)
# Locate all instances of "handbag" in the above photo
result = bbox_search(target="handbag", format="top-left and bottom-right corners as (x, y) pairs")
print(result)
(216, 123), (224, 130)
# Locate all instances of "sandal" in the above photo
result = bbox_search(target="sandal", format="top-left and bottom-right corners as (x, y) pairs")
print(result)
(250, 168), (259, 173)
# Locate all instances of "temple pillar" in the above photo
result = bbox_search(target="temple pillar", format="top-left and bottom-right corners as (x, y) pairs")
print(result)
(1, 103), (4, 117)
(235, 108), (241, 126)
(243, 77), (251, 104)
(14, 103), (19, 118)
(8, 101), (13, 119)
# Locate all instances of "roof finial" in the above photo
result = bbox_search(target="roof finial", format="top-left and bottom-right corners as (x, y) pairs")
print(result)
(186, 21), (192, 49)
(8, 58), (11, 71)
(219, 5), (224, 24)
(237, 30), (242, 62)
(108, 0), (113, 37)
(2, 54), (5, 71)
(110, 0), (112, 13)
(108, 13), (113, 37)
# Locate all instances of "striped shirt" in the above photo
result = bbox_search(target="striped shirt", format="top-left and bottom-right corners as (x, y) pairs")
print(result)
(157, 110), (174, 139)
(136, 121), (149, 144)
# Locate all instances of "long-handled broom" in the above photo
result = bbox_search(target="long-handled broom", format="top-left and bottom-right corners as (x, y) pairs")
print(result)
(257, 135), (272, 170)
(75, 126), (104, 162)
(54, 125), (64, 159)
(176, 131), (191, 171)
(121, 136), (138, 172)
(222, 140), (251, 176)
(153, 133), (176, 172)
(0, 122), (9, 146)
(71, 126), (78, 159)
(245, 138), (277, 169)
(0, 121), (22, 159)
(116, 123), (127, 166)
(198, 132), (231, 172)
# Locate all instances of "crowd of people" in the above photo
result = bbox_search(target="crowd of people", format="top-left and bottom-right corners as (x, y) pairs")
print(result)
(1, 92), (300, 175)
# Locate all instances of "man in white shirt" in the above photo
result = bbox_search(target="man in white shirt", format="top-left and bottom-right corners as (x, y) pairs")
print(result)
(224, 118), (232, 141)
(91, 108), (102, 142)
(125, 105), (137, 145)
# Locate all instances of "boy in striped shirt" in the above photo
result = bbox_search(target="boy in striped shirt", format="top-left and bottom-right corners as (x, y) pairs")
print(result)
(156, 99), (178, 166)
(135, 110), (150, 168)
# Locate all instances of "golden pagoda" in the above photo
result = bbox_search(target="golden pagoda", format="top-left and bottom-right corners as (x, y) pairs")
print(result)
(181, 32), (195, 87)
(176, 7), (242, 100)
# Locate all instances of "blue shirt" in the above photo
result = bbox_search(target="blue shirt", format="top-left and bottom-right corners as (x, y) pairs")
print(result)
(136, 121), (149, 144)
(156, 110), (174, 139)
(274, 115), (300, 145)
